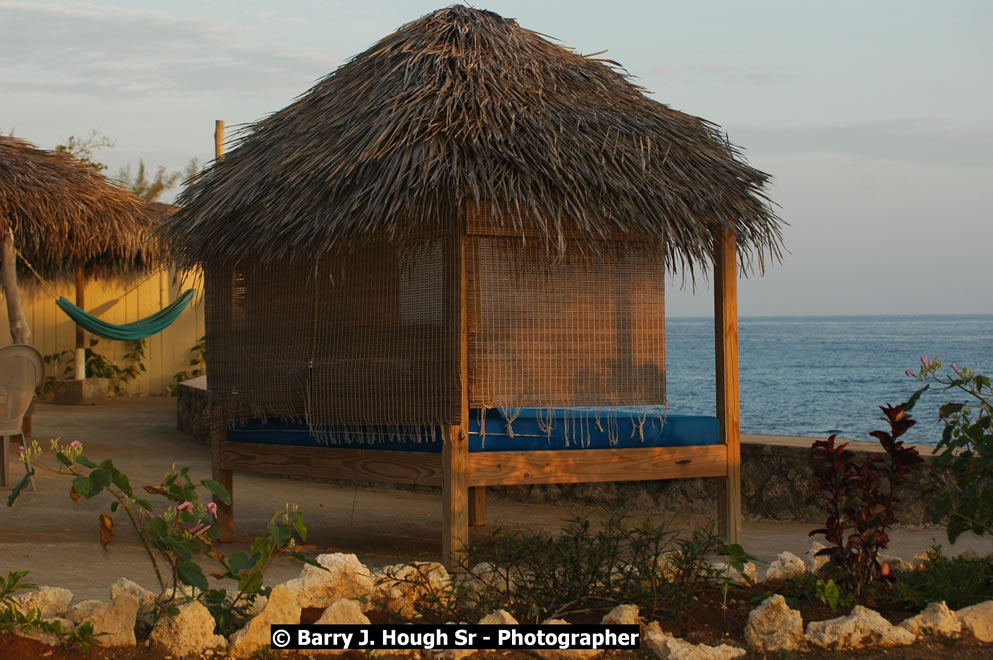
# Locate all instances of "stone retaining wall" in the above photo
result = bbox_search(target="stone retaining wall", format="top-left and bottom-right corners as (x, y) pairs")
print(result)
(176, 380), (943, 524)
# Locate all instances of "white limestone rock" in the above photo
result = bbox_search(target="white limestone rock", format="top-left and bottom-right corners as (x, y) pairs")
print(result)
(910, 552), (931, 570)
(805, 605), (916, 649)
(601, 604), (640, 626)
(711, 561), (758, 586)
(15, 616), (76, 645)
(229, 584), (301, 658)
(244, 593), (268, 619)
(899, 601), (961, 637)
(479, 609), (519, 625)
(45, 616), (75, 634)
(316, 598), (371, 625)
(643, 624), (745, 660)
(956, 599), (993, 642)
(13, 623), (62, 647)
(878, 553), (914, 573)
(765, 551), (806, 582)
(302, 600), (371, 657)
(88, 593), (140, 647)
(538, 618), (600, 659)
(110, 577), (156, 612)
(66, 599), (103, 626)
(744, 594), (805, 652)
(373, 561), (451, 618)
(456, 562), (526, 595)
(14, 586), (74, 619)
(655, 552), (683, 581)
(805, 542), (829, 575)
(283, 553), (374, 610)
(149, 599), (227, 656)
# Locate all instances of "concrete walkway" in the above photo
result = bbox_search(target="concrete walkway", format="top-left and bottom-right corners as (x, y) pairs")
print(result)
(1, 399), (989, 602)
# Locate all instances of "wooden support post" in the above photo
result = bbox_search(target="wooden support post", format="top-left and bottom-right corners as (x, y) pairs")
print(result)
(74, 262), (86, 381)
(207, 121), (233, 541)
(1, 435), (10, 487)
(215, 120), (225, 160)
(469, 487), (486, 526)
(211, 424), (234, 542)
(442, 229), (470, 565)
(714, 227), (742, 544)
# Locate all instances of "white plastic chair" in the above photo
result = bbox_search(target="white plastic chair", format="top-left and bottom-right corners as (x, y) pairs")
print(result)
(0, 344), (43, 489)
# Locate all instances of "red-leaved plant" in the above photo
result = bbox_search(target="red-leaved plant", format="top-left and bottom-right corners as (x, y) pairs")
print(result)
(809, 398), (925, 601)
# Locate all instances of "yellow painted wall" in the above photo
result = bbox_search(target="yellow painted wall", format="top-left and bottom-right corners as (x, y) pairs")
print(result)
(1, 269), (204, 395)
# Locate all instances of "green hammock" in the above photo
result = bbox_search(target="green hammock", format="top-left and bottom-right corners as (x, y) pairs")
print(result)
(56, 289), (197, 341)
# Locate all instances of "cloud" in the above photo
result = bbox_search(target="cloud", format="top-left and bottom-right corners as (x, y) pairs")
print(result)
(0, 2), (339, 100)
(729, 120), (993, 169)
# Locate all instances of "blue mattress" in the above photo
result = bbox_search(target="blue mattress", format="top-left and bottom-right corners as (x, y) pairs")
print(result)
(228, 407), (720, 452)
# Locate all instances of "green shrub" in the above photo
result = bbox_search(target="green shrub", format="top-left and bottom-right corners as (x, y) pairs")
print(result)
(893, 546), (993, 611)
(384, 507), (739, 625)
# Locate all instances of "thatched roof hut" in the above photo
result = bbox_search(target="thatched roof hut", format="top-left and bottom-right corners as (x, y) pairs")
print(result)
(0, 135), (163, 281)
(168, 5), (781, 269)
(168, 5), (785, 560)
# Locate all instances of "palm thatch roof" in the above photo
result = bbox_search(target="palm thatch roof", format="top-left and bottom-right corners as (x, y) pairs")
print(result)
(0, 135), (165, 282)
(169, 5), (783, 271)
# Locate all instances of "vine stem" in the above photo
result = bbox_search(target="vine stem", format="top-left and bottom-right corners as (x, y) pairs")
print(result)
(109, 488), (168, 594)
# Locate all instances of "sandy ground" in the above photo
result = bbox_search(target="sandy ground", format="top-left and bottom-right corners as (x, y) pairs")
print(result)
(1, 398), (989, 602)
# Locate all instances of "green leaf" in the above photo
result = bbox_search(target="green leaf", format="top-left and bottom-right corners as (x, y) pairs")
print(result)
(110, 501), (119, 513)
(75, 455), (97, 469)
(226, 552), (256, 575)
(906, 385), (929, 411)
(177, 561), (209, 592)
(110, 469), (132, 495)
(291, 511), (308, 541)
(6, 472), (34, 507)
(148, 517), (167, 536)
(199, 479), (231, 505)
(267, 521), (290, 547)
(55, 452), (72, 468)
(88, 468), (112, 495)
(135, 498), (154, 512)
(289, 550), (324, 570)
(72, 476), (91, 499)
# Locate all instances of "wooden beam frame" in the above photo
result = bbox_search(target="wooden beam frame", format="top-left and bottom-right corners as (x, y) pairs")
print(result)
(714, 227), (743, 544)
(442, 229), (470, 565)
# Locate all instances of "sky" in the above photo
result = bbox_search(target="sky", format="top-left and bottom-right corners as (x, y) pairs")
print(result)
(2, 0), (991, 317)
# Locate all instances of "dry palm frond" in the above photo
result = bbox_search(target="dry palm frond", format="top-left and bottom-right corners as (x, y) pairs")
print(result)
(168, 5), (783, 272)
(0, 136), (167, 282)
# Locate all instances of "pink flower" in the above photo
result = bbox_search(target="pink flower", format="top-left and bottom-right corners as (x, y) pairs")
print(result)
(17, 446), (24, 457)
(69, 441), (82, 450)
(905, 369), (916, 378)
(207, 502), (217, 517)
(921, 355), (930, 367)
(190, 522), (210, 537)
(177, 501), (193, 513)
(951, 363), (959, 373)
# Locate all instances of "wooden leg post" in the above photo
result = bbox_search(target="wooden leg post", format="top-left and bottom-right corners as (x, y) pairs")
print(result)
(211, 423), (234, 542)
(1, 435), (10, 488)
(443, 427), (469, 565)
(443, 225), (471, 565)
(714, 227), (743, 544)
(469, 486), (486, 526)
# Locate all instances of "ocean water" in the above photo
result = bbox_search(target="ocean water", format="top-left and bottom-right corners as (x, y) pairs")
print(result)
(665, 315), (993, 446)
